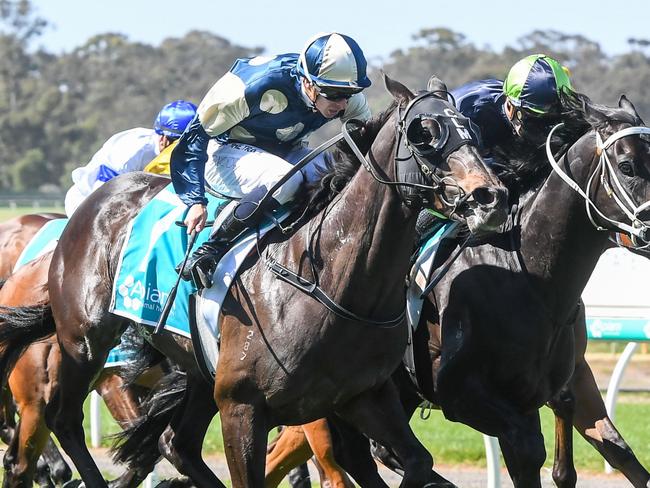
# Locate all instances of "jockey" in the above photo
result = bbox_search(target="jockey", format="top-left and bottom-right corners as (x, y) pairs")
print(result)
(452, 53), (574, 155)
(64, 100), (197, 216)
(171, 32), (372, 288)
(416, 54), (574, 238)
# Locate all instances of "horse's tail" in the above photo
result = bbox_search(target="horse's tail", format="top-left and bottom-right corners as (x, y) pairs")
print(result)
(115, 325), (166, 387)
(110, 369), (187, 468)
(0, 303), (55, 385)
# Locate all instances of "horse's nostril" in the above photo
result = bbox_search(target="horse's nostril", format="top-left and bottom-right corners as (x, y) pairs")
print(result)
(471, 187), (508, 207)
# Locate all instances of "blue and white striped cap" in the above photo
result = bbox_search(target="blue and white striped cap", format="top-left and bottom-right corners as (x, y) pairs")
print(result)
(297, 33), (371, 90)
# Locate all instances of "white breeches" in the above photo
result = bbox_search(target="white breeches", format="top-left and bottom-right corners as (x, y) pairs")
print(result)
(204, 141), (328, 205)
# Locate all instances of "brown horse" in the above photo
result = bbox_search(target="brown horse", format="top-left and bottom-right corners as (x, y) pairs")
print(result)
(0, 75), (508, 487)
(0, 250), (190, 487)
(0, 213), (64, 282)
(265, 419), (352, 487)
(0, 214), (324, 487)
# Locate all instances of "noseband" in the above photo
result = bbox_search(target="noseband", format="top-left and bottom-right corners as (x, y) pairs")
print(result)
(546, 123), (650, 246)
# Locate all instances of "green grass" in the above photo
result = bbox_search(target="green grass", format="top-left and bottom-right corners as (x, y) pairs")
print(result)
(84, 392), (650, 473)
(0, 205), (65, 221)
(411, 393), (650, 471)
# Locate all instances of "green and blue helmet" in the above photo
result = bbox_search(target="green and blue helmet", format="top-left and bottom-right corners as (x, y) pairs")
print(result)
(503, 54), (573, 115)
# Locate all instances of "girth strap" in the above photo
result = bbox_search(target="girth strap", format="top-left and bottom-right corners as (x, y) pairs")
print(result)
(266, 259), (405, 328)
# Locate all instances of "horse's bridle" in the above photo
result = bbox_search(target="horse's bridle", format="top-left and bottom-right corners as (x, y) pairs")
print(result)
(342, 91), (477, 213)
(264, 92), (479, 327)
(546, 122), (650, 247)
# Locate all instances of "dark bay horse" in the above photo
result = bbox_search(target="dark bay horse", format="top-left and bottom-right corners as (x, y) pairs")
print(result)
(388, 93), (650, 487)
(0, 75), (508, 487)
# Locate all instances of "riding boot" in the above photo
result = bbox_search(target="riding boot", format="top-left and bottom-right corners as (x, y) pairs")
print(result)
(180, 211), (248, 288)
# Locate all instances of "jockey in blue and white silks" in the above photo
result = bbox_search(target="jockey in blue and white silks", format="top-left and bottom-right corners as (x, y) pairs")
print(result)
(451, 54), (574, 156)
(171, 32), (372, 288)
(64, 100), (197, 216)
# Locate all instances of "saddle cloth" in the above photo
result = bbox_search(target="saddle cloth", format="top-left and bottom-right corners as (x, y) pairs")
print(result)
(109, 183), (289, 378)
(110, 183), (227, 335)
(13, 218), (68, 272)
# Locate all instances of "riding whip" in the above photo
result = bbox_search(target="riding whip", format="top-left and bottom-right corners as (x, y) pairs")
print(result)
(154, 227), (198, 335)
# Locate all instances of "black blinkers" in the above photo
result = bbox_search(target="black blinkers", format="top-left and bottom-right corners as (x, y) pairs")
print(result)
(395, 92), (477, 208)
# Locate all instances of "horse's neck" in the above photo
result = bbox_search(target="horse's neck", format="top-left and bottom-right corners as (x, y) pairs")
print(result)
(519, 136), (608, 317)
(301, 160), (415, 317)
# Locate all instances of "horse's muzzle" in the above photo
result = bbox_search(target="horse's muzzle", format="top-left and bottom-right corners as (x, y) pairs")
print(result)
(465, 186), (509, 234)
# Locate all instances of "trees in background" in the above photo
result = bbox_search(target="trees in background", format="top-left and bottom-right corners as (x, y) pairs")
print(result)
(1, 2), (649, 192)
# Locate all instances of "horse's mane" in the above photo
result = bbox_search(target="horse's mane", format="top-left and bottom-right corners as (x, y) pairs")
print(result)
(489, 90), (595, 193)
(304, 101), (397, 215)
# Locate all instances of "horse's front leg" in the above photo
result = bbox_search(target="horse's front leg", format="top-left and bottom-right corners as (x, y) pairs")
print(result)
(264, 425), (312, 487)
(547, 386), (577, 488)
(335, 381), (456, 488)
(218, 394), (269, 488)
(497, 410), (545, 488)
(301, 419), (353, 487)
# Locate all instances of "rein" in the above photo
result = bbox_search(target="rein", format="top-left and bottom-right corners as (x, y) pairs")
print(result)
(546, 123), (650, 247)
(262, 94), (477, 327)
(263, 119), (409, 328)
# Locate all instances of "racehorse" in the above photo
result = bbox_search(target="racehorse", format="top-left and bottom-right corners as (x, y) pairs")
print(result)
(0, 213), (64, 282)
(0, 250), (190, 487)
(0, 75), (508, 488)
(248, 94), (650, 488)
(364, 92), (650, 487)
(0, 213), (72, 486)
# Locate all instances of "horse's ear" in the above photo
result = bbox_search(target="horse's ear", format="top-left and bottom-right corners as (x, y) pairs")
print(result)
(383, 72), (414, 105)
(619, 95), (644, 123)
(426, 75), (448, 94)
(582, 99), (609, 127)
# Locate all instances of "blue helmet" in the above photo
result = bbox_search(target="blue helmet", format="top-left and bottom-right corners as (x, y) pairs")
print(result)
(153, 100), (198, 139)
(297, 33), (371, 91)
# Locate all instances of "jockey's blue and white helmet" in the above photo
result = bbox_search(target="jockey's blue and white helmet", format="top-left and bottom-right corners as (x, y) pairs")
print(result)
(153, 100), (198, 139)
(297, 33), (371, 92)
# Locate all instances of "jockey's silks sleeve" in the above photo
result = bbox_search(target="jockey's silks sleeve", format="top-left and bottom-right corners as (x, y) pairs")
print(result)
(170, 115), (212, 207)
(170, 71), (251, 207)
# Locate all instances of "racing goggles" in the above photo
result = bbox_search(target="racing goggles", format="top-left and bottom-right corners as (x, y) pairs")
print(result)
(316, 85), (363, 102)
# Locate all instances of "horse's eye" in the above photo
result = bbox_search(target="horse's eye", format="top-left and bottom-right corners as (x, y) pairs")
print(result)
(421, 118), (442, 146)
(618, 161), (635, 177)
